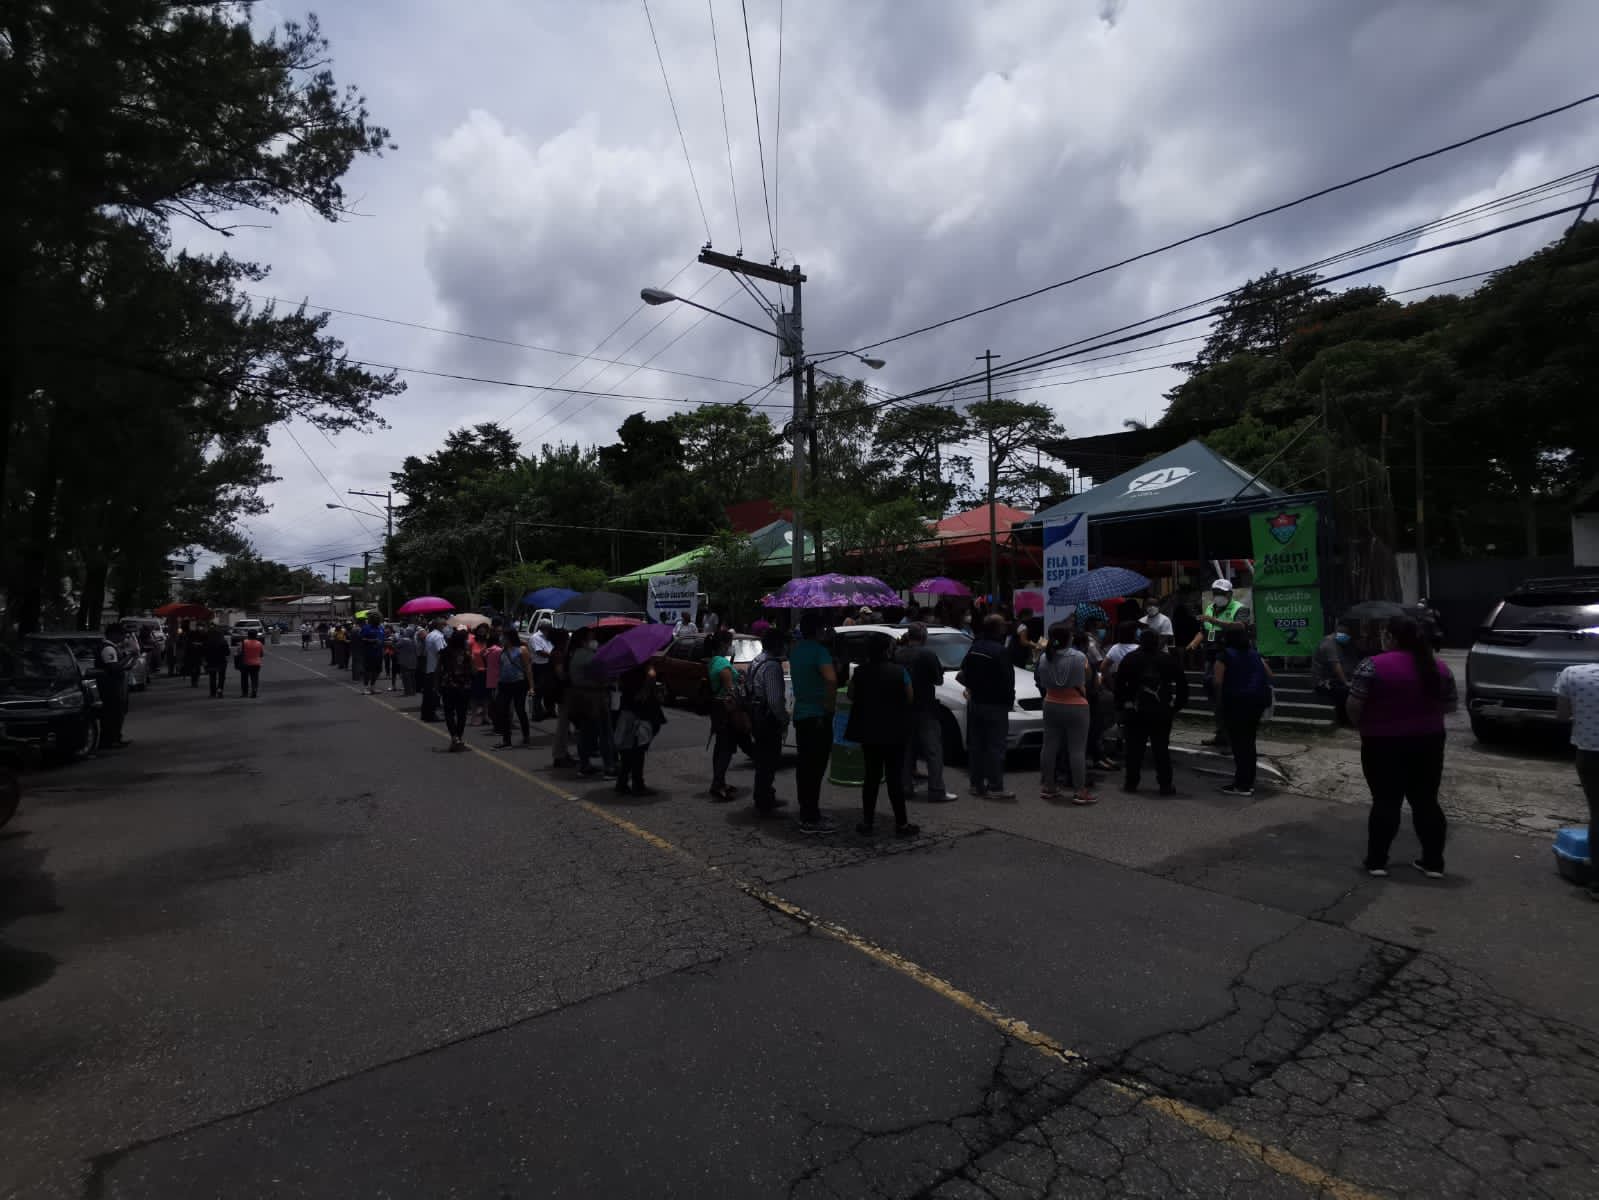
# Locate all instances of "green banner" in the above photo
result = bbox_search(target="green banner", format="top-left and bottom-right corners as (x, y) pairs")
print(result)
(1250, 505), (1319, 587)
(1255, 586), (1323, 655)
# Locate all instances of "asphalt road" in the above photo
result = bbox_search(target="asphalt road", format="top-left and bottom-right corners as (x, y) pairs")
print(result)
(2, 648), (1597, 1198)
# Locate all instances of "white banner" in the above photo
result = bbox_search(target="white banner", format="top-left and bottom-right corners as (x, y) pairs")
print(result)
(647, 573), (699, 625)
(1042, 513), (1088, 631)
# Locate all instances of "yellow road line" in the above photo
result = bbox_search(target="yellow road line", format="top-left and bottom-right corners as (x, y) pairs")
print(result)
(300, 658), (1380, 1199)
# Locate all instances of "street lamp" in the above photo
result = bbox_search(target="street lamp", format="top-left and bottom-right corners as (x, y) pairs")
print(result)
(325, 490), (394, 617)
(638, 287), (787, 344)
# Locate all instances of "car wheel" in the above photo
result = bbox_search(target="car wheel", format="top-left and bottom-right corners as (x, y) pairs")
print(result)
(1468, 711), (1502, 744)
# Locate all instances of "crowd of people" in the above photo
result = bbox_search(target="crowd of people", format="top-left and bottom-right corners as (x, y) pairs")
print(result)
(284, 585), (1556, 887)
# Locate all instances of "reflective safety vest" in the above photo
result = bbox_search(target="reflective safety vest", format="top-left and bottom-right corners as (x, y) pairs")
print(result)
(1205, 598), (1243, 642)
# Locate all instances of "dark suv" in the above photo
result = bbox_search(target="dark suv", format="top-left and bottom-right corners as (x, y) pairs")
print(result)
(1466, 576), (1599, 741)
(0, 640), (101, 760)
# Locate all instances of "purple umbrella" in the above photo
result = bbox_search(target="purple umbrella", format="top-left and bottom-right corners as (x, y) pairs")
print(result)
(761, 573), (901, 610)
(590, 622), (674, 679)
(911, 576), (971, 597)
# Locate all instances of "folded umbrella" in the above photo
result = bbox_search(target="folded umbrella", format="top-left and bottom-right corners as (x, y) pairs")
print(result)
(590, 623), (674, 679)
(762, 573), (900, 610)
(1047, 566), (1151, 608)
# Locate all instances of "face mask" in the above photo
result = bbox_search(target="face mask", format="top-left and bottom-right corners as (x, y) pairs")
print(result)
(1334, 632), (1350, 644)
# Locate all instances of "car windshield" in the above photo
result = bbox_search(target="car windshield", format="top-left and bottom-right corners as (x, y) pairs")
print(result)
(1493, 592), (1599, 632)
(0, 642), (78, 690)
(926, 636), (971, 671)
(729, 637), (760, 664)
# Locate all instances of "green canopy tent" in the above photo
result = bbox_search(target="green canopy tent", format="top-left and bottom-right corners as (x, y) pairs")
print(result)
(609, 519), (815, 589)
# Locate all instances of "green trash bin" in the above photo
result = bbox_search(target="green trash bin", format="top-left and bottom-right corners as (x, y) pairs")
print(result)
(827, 692), (865, 787)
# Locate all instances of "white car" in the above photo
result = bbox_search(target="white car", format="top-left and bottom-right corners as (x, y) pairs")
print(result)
(829, 624), (1044, 761)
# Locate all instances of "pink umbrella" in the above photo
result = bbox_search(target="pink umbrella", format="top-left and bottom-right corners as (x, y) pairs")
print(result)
(397, 595), (454, 615)
(911, 576), (971, 597)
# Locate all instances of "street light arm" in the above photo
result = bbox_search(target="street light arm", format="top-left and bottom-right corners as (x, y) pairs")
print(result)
(639, 288), (779, 341)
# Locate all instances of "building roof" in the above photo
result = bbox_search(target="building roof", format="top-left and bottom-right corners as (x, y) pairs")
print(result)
(609, 520), (815, 587)
(934, 503), (1034, 542)
(1021, 439), (1281, 527)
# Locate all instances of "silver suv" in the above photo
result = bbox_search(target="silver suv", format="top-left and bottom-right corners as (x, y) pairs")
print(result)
(1466, 576), (1599, 741)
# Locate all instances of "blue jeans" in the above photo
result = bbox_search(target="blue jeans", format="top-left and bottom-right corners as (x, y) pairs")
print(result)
(967, 702), (1009, 793)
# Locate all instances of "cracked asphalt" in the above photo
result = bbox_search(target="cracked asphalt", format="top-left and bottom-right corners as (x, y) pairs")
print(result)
(1, 652), (1595, 1198)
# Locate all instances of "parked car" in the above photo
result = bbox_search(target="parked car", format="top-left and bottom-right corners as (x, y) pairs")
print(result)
(1466, 575), (1599, 741)
(0, 640), (101, 761)
(653, 633), (760, 709)
(230, 618), (264, 645)
(831, 624), (1044, 763)
(27, 630), (147, 694)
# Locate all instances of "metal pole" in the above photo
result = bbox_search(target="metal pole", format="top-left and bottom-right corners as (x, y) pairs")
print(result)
(977, 349), (1000, 603)
(807, 361), (821, 572)
(1414, 395), (1429, 600)
(385, 495), (394, 619)
(790, 270), (805, 584)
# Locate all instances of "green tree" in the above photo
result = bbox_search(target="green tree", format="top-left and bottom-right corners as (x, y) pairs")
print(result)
(873, 404), (972, 515)
(693, 531), (765, 625)
(199, 551), (323, 609)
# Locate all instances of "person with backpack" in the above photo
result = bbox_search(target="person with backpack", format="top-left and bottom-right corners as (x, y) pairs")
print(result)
(706, 628), (753, 802)
(844, 633), (920, 838)
(745, 629), (789, 816)
(1036, 622), (1095, 805)
(1212, 627), (1273, 796)
(1113, 628), (1189, 795)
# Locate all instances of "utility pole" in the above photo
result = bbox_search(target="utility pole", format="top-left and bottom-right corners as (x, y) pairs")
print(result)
(697, 249), (807, 584)
(977, 349), (1001, 602)
(807, 361), (822, 572)
(350, 489), (394, 618)
(1413, 395), (1429, 601)
(361, 550), (371, 612)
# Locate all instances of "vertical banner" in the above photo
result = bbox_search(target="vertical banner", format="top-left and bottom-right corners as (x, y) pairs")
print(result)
(1250, 506), (1319, 586)
(1042, 513), (1089, 631)
(1249, 504), (1322, 655)
(646, 573), (699, 625)
(1255, 586), (1323, 655)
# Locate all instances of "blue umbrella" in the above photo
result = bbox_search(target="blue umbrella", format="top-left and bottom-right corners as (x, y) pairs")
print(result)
(523, 586), (579, 610)
(1047, 566), (1151, 608)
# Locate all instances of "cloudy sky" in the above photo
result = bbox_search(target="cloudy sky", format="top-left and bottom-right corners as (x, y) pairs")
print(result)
(183, 0), (1599, 577)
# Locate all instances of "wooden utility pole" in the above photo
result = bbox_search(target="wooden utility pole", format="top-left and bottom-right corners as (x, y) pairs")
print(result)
(977, 349), (1001, 602)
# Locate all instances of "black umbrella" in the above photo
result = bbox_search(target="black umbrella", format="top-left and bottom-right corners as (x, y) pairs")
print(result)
(555, 590), (644, 614)
(1342, 600), (1407, 623)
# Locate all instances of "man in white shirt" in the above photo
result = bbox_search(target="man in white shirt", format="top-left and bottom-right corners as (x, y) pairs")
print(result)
(1139, 600), (1174, 643)
(530, 620), (555, 718)
(672, 612), (693, 638)
(421, 618), (448, 722)
(1555, 662), (1599, 901)
(702, 610), (720, 635)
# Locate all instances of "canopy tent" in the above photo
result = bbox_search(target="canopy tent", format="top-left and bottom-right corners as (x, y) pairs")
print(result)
(609, 519), (815, 588)
(1017, 439), (1289, 563)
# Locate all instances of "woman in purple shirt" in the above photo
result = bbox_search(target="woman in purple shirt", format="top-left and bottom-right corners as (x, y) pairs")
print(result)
(1347, 615), (1458, 879)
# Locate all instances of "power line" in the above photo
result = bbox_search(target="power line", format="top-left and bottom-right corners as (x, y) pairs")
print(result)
(706, 0), (744, 254)
(514, 268), (724, 438)
(740, 0), (777, 258)
(905, 193), (1595, 400)
(642, 0), (713, 242)
(241, 291), (763, 391)
(772, 0), (784, 253)
(851, 90), (1599, 353)
(281, 425), (380, 539)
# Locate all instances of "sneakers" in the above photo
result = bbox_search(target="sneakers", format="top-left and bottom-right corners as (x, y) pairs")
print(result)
(1411, 859), (1445, 880)
(708, 784), (735, 803)
(934, 792), (959, 802)
(1218, 783), (1254, 797)
(1365, 865), (1390, 878)
(895, 822), (921, 838)
(798, 816), (839, 835)
(989, 790), (1016, 800)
